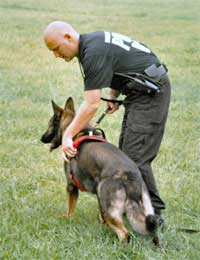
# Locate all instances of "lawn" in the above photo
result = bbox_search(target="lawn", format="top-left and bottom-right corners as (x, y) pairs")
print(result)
(0, 0), (200, 259)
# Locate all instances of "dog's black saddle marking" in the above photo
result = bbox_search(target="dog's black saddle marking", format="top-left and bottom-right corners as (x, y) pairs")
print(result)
(70, 135), (107, 192)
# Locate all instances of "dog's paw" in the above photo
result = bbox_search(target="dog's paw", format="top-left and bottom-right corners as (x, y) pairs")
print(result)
(60, 214), (71, 221)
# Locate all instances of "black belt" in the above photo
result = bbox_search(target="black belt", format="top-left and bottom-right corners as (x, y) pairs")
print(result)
(115, 64), (168, 95)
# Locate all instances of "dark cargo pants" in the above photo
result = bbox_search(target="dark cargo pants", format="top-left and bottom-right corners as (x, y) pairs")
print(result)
(119, 75), (171, 214)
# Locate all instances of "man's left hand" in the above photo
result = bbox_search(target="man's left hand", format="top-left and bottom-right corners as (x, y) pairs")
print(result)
(62, 136), (77, 160)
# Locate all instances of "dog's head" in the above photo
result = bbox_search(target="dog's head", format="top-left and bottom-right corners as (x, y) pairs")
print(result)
(40, 97), (75, 151)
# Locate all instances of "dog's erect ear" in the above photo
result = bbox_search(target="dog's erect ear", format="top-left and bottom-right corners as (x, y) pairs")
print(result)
(64, 97), (75, 113)
(51, 100), (63, 116)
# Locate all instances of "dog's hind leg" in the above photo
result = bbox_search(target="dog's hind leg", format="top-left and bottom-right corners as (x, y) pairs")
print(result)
(103, 213), (130, 242)
(125, 187), (159, 244)
(126, 203), (159, 246)
(125, 199), (149, 235)
(97, 180), (129, 242)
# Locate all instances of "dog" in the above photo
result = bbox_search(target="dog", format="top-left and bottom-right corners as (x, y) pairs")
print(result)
(41, 97), (159, 244)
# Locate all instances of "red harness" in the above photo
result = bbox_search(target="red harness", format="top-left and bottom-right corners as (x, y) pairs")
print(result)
(69, 135), (107, 192)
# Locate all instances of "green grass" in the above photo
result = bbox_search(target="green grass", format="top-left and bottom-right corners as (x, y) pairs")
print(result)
(0, 0), (200, 259)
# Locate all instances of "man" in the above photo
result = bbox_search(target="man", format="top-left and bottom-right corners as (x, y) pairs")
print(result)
(44, 21), (171, 223)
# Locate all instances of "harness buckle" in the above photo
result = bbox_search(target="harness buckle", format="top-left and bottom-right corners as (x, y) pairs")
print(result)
(89, 130), (93, 136)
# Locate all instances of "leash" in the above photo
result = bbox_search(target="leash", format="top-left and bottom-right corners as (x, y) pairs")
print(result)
(93, 97), (124, 128)
(176, 227), (200, 233)
(100, 97), (124, 106)
(93, 108), (110, 128)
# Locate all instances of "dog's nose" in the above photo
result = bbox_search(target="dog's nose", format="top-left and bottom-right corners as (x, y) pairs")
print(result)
(40, 134), (46, 143)
(40, 132), (54, 143)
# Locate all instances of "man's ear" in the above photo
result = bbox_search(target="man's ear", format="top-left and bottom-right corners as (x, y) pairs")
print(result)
(64, 97), (75, 113)
(51, 100), (63, 116)
(64, 33), (71, 40)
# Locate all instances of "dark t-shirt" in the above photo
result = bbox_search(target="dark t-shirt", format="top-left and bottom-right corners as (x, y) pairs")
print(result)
(78, 31), (160, 91)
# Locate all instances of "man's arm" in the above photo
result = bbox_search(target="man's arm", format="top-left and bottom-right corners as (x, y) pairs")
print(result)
(62, 89), (102, 157)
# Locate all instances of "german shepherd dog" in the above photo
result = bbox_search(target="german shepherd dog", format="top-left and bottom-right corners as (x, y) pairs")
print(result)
(41, 97), (159, 244)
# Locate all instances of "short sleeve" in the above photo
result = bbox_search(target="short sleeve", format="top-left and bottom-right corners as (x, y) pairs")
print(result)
(82, 55), (114, 90)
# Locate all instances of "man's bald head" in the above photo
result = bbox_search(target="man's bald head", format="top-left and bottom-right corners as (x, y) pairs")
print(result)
(44, 21), (75, 44)
(44, 21), (79, 62)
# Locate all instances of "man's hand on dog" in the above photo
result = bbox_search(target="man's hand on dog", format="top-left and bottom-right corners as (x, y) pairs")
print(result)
(62, 136), (77, 162)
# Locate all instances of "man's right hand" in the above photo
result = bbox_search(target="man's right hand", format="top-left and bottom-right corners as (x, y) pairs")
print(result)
(106, 101), (119, 114)
(106, 88), (120, 113)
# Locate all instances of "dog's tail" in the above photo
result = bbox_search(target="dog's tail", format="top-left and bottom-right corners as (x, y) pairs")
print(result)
(142, 184), (158, 233)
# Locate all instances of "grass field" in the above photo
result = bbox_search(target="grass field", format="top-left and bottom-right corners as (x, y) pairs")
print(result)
(0, 0), (200, 259)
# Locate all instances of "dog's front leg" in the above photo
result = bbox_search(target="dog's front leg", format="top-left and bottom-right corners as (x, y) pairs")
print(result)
(63, 161), (79, 219)
(64, 183), (79, 219)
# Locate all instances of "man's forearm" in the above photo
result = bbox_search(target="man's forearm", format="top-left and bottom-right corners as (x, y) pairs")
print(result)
(62, 101), (98, 140)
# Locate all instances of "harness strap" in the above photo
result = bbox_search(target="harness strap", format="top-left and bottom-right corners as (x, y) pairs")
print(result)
(73, 135), (107, 149)
(69, 172), (87, 192)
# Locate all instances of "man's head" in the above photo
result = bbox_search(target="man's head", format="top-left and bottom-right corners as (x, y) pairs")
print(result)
(44, 21), (80, 62)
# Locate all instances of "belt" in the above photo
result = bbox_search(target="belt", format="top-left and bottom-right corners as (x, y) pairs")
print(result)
(114, 63), (168, 96)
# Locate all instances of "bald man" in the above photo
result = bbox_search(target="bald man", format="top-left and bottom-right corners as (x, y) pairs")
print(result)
(44, 21), (171, 225)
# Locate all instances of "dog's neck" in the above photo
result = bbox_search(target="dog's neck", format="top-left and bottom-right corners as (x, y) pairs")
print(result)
(73, 125), (96, 140)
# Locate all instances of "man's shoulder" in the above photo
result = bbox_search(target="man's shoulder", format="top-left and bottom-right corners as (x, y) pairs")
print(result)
(80, 31), (110, 57)
(81, 31), (105, 42)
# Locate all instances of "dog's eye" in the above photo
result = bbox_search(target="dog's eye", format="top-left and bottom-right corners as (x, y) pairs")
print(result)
(48, 119), (53, 126)
(52, 116), (60, 125)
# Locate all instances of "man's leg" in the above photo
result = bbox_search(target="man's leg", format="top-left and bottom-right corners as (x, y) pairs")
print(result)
(120, 128), (166, 213)
(139, 163), (165, 214)
(119, 74), (171, 214)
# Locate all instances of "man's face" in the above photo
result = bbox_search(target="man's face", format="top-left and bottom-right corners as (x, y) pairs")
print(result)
(46, 35), (75, 62)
